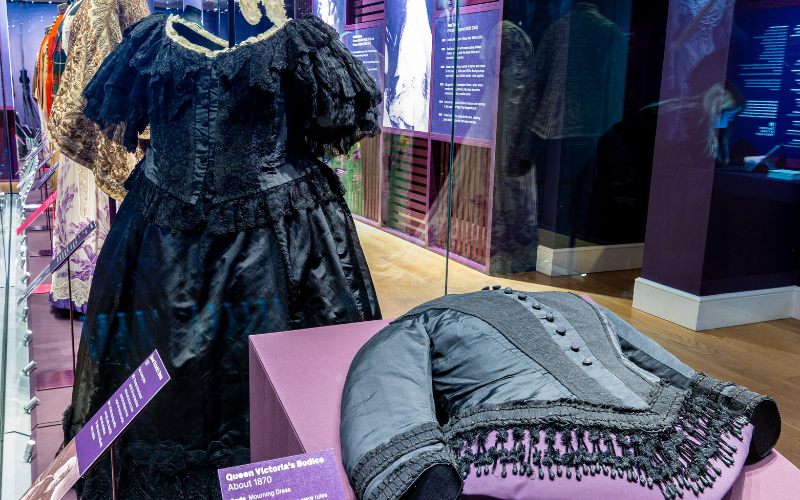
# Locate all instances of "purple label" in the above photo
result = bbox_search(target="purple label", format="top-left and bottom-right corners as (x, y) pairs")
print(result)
(32, 161), (60, 191)
(75, 350), (171, 475)
(18, 221), (97, 306)
(218, 449), (346, 500)
(20, 150), (56, 185)
(431, 10), (499, 142)
(50, 221), (96, 273)
(17, 263), (52, 306)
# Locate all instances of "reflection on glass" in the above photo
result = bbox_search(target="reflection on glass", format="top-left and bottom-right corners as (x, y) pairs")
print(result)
(489, 21), (538, 275)
(644, 0), (800, 300)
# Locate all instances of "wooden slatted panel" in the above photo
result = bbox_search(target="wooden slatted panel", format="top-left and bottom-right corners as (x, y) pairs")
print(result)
(431, 142), (491, 266)
(386, 134), (428, 240)
(348, 0), (384, 25)
(360, 135), (381, 222)
(329, 136), (380, 222)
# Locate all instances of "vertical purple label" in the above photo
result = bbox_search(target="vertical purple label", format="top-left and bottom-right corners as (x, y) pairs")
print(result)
(218, 449), (346, 500)
(75, 350), (171, 475)
(431, 10), (499, 142)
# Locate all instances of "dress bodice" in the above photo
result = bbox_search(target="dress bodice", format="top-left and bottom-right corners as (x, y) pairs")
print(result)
(83, 13), (382, 233)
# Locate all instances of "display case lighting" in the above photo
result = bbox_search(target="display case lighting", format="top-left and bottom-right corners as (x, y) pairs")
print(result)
(22, 396), (39, 413)
(22, 360), (36, 375)
(22, 441), (35, 463)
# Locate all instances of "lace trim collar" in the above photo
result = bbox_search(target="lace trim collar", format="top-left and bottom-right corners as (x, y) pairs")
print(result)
(165, 14), (291, 57)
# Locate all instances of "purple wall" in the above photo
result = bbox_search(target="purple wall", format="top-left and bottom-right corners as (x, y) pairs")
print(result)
(642, 0), (800, 296)
(641, 0), (734, 296)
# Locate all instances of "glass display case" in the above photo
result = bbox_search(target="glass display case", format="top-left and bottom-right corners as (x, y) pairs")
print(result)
(1, 0), (798, 498)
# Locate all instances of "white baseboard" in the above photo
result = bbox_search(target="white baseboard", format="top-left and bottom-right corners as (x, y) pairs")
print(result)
(536, 243), (644, 276)
(632, 278), (800, 331)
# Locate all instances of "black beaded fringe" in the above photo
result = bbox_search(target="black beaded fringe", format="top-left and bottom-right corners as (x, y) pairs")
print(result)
(447, 390), (748, 499)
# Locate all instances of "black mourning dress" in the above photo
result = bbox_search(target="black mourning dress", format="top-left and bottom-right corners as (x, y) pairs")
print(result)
(67, 13), (382, 499)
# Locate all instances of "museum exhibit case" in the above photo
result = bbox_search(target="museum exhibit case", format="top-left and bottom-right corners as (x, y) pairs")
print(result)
(0, 0), (798, 499)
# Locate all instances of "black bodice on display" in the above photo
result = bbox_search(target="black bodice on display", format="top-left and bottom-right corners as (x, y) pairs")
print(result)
(83, 13), (382, 234)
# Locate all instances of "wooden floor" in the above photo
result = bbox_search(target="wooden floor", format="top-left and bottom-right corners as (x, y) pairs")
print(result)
(355, 221), (800, 467)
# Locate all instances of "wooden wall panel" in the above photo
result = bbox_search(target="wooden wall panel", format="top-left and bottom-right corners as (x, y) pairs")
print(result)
(386, 134), (429, 240)
(347, 0), (385, 25)
(359, 135), (381, 223)
(431, 142), (491, 266)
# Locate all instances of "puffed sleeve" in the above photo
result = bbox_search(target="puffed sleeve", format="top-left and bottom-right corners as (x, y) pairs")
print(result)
(340, 317), (462, 500)
(292, 15), (382, 156)
(81, 16), (159, 153)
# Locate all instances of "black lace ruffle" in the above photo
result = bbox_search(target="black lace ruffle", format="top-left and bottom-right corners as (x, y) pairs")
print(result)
(82, 13), (381, 231)
(76, 438), (250, 500)
(122, 13), (382, 156)
(124, 159), (346, 234)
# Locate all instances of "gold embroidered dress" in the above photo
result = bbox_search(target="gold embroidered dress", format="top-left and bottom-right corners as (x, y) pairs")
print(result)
(48, 0), (149, 201)
(48, 0), (146, 312)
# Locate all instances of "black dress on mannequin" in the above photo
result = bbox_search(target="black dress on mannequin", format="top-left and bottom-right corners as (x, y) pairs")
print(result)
(66, 13), (382, 500)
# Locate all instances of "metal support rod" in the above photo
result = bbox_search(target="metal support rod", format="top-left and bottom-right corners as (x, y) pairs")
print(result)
(228, 0), (235, 46)
(67, 259), (76, 376)
(110, 443), (119, 500)
(44, 178), (53, 252)
(444, 0), (460, 296)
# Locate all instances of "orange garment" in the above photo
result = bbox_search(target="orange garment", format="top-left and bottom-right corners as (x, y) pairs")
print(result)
(44, 13), (65, 118)
(37, 37), (49, 112)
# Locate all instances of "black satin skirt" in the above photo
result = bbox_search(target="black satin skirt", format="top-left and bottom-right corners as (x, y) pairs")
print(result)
(66, 192), (381, 500)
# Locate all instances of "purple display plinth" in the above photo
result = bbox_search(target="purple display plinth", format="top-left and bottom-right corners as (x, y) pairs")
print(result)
(723, 450), (800, 500)
(75, 350), (170, 475)
(218, 449), (347, 500)
(249, 319), (393, 500)
(343, 27), (383, 91)
(249, 320), (800, 500)
(431, 10), (498, 142)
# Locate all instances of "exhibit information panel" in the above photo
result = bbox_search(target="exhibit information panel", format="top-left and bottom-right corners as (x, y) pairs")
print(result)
(32, 160), (59, 191)
(19, 350), (171, 500)
(75, 350), (171, 474)
(218, 449), (346, 500)
(432, 9), (498, 142)
(728, 5), (800, 158)
(343, 27), (384, 92)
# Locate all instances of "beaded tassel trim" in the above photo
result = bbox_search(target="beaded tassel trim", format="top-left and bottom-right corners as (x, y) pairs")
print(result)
(448, 389), (748, 500)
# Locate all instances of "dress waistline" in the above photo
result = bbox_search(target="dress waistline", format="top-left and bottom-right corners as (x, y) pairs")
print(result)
(143, 147), (315, 202)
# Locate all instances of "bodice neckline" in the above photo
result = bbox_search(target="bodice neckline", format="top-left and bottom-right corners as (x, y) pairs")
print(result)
(164, 14), (292, 57)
